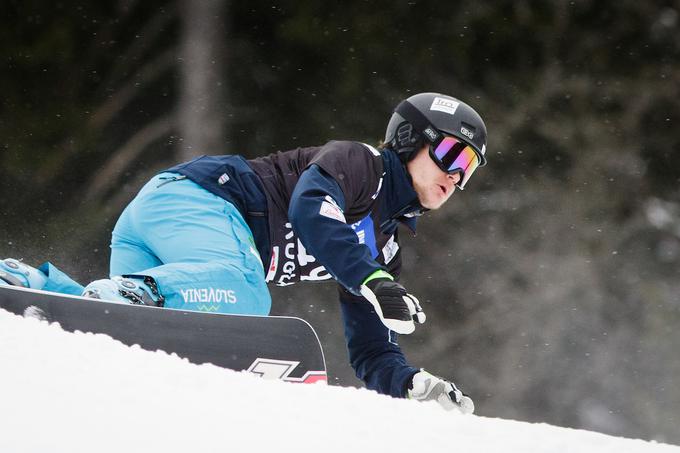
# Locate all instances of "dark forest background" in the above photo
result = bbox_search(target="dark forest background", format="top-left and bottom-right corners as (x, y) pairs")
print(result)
(1, 0), (679, 444)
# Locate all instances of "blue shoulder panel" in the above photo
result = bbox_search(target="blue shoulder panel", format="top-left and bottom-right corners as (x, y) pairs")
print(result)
(349, 216), (379, 259)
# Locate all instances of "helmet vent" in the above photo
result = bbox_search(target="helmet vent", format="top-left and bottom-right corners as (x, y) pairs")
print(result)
(396, 123), (417, 147)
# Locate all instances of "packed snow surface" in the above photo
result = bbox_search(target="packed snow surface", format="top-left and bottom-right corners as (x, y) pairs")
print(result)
(0, 308), (677, 453)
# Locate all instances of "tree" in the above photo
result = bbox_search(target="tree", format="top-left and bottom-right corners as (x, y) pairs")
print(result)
(177, 0), (229, 161)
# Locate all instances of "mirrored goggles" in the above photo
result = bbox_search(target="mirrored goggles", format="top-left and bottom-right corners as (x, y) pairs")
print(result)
(429, 136), (481, 190)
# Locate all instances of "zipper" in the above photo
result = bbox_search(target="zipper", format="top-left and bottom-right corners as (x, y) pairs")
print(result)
(156, 175), (187, 188)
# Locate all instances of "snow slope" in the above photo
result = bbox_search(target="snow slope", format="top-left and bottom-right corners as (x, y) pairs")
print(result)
(0, 308), (677, 453)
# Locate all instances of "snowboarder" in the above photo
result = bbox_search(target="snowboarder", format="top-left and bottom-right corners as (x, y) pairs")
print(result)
(1, 92), (486, 414)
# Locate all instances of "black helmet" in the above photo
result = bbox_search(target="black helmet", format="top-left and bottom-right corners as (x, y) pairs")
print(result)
(384, 92), (487, 166)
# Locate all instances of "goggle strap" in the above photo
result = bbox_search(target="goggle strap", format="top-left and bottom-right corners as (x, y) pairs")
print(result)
(395, 100), (443, 146)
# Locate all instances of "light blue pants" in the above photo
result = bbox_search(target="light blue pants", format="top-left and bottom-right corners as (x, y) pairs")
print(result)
(106, 173), (271, 315)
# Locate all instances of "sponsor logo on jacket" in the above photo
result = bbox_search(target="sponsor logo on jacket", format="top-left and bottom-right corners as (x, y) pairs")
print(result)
(319, 196), (346, 223)
(267, 222), (332, 286)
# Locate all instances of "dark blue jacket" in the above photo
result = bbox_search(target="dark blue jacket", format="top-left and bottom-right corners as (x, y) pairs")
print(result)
(167, 141), (422, 397)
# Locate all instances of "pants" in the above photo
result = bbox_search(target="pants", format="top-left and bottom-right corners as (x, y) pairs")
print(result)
(107, 172), (271, 315)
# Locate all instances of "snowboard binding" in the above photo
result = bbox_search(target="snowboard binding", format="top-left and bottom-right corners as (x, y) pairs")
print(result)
(82, 276), (164, 307)
(0, 259), (48, 289)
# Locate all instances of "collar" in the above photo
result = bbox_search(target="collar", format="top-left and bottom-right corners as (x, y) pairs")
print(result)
(379, 148), (424, 234)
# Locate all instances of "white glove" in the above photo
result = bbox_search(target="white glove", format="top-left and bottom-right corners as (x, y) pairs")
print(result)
(408, 370), (475, 414)
(359, 278), (426, 335)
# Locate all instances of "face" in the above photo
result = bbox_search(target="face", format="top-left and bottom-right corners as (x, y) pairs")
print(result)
(406, 145), (461, 210)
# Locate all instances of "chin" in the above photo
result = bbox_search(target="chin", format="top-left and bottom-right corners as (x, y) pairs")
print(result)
(425, 192), (453, 210)
(421, 198), (445, 210)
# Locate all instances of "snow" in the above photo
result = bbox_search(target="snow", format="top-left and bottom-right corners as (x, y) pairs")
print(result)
(0, 308), (678, 453)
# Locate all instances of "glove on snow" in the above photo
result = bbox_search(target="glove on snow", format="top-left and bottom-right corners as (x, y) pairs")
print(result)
(359, 277), (425, 335)
(408, 370), (475, 414)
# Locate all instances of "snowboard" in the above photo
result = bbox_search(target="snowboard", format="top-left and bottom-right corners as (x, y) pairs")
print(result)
(0, 285), (327, 384)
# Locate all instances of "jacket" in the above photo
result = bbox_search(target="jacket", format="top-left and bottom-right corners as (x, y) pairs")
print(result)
(166, 141), (423, 396)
